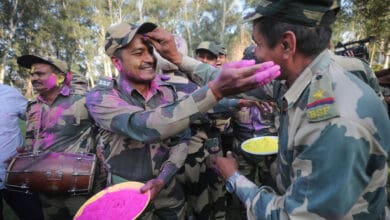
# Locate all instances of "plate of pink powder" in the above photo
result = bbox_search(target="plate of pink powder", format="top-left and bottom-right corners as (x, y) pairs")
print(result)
(74, 181), (150, 220)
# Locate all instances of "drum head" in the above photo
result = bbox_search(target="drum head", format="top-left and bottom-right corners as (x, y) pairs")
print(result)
(74, 181), (150, 220)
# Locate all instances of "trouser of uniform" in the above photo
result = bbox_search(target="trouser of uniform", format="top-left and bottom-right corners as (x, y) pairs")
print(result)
(0, 189), (44, 220)
(40, 193), (87, 220)
(177, 131), (226, 220)
(139, 178), (186, 220)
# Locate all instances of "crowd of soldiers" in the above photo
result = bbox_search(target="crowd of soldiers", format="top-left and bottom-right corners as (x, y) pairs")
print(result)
(1, 0), (389, 220)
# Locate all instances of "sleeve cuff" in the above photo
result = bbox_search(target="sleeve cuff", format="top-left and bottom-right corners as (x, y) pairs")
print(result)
(157, 162), (179, 184)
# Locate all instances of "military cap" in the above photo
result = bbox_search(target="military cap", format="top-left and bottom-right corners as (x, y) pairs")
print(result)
(217, 45), (227, 55)
(196, 41), (220, 56)
(104, 22), (157, 57)
(244, 0), (340, 26)
(17, 55), (69, 74)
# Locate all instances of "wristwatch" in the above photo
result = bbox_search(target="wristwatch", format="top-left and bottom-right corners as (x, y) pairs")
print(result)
(225, 171), (241, 193)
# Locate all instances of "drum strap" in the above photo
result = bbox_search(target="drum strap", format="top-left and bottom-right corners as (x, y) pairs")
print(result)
(32, 105), (44, 154)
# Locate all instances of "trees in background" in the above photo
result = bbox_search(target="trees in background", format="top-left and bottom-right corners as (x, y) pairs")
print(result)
(1, 0), (389, 95)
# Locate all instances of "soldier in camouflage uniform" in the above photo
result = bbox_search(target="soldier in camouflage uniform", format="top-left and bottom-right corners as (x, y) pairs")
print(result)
(195, 41), (220, 67)
(146, 6), (390, 217)
(88, 22), (280, 219)
(211, 0), (390, 219)
(85, 22), (194, 220)
(17, 55), (98, 220)
(156, 41), (259, 219)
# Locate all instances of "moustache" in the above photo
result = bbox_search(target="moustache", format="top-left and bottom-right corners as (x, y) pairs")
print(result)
(139, 63), (155, 69)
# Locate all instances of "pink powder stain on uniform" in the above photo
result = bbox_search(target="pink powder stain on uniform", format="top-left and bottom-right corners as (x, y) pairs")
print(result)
(41, 132), (55, 148)
(76, 189), (148, 220)
(43, 107), (64, 128)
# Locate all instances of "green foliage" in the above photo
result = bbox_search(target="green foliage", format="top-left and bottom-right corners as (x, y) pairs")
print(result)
(0, 0), (389, 90)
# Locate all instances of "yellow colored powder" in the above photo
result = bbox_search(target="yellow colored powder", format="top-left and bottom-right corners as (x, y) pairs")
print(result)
(242, 137), (278, 154)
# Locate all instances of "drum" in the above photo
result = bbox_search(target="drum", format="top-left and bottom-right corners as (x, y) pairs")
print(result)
(5, 152), (96, 195)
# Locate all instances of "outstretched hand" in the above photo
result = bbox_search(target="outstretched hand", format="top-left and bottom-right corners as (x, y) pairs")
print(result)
(145, 28), (281, 98)
(140, 178), (165, 200)
(144, 28), (183, 65)
(208, 60), (280, 98)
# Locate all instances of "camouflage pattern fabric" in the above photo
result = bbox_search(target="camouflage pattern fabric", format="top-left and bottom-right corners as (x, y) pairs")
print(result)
(177, 50), (390, 218)
(86, 76), (191, 219)
(233, 50), (390, 219)
(40, 193), (88, 220)
(24, 82), (98, 219)
(161, 71), (234, 220)
(243, 0), (340, 27)
(230, 104), (278, 187)
(25, 84), (95, 153)
(104, 22), (157, 57)
(17, 55), (69, 74)
(331, 53), (384, 101)
(196, 41), (220, 56)
(227, 86), (278, 220)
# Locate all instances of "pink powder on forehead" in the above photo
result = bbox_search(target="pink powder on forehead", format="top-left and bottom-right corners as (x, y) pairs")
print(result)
(75, 189), (149, 220)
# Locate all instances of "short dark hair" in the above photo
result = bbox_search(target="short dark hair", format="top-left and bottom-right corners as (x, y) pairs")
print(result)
(254, 17), (332, 57)
(113, 48), (124, 61)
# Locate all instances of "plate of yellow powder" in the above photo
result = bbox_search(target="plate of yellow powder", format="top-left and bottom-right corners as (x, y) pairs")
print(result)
(241, 136), (279, 155)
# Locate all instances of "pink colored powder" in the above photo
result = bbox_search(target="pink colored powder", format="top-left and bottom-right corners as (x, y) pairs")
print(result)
(43, 74), (58, 90)
(75, 189), (149, 220)
(40, 132), (55, 148)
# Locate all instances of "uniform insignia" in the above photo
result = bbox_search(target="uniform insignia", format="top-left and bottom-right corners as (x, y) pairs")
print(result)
(306, 74), (339, 122)
(97, 77), (114, 89)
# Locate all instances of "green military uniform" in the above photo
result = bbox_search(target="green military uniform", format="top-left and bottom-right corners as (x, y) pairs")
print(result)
(196, 41), (220, 58)
(178, 48), (390, 219)
(17, 55), (98, 220)
(158, 70), (243, 220)
(86, 76), (190, 220)
(331, 53), (384, 100)
(174, 0), (390, 218)
(85, 22), (202, 220)
(232, 49), (390, 219)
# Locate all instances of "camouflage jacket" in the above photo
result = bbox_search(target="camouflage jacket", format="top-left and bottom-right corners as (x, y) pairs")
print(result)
(178, 51), (390, 219)
(331, 53), (384, 100)
(159, 71), (241, 130)
(25, 84), (95, 153)
(159, 71), (243, 157)
(232, 104), (277, 143)
(86, 77), (191, 184)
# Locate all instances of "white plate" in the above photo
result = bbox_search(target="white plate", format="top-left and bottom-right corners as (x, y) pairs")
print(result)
(241, 136), (278, 155)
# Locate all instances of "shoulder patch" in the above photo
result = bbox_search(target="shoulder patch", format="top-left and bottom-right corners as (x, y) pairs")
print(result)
(306, 73), (339, 122)
(96, 77), (114, 89)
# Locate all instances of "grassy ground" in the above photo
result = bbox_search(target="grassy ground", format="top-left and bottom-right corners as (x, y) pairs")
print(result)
(3, 201), (18, 219)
